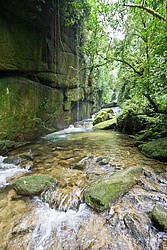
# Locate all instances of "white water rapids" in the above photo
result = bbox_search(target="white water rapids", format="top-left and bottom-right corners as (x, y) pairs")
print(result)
(27, 201), (92, 250)
(0, 155), (29, 187)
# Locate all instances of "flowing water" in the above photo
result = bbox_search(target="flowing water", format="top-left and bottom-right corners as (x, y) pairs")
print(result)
(0, 119), (167, 250)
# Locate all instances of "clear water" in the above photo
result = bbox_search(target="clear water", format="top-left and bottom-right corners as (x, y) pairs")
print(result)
(0, 123), (166, 250)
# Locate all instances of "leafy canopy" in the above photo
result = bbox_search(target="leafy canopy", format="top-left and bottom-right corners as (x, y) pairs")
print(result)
(80, 0), (167, 113)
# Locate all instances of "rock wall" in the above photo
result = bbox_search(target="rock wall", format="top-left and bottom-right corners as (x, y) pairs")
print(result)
(0, 0), (93, 142)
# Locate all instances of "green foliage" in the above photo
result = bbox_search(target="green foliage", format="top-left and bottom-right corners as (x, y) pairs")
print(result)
(108, 0), (167, 115)
(84, 166), (142, 211)
(63, 0), (90, 26)
(62, 0), (167, 112)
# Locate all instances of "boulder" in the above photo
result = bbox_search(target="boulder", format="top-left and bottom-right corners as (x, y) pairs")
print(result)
(93, 108), (114, 126)
(152, 204), (167, 232)
(93, 118), (117, 130)
(12, 175), (56, 196)
(84, 166), (142, 211)
(138, 137), (167, 162)
(117, 110), (155, 134)
(134, 125), (167, 146)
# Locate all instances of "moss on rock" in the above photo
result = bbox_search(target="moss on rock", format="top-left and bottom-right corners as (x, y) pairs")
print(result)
(117, 110), (155, 134)
(138, 137), (167, 162)
(0, 77), (64, 142)
(12, 175), (56, 196)
(65, 88), (85, 102)
(93, 118), (117, 130)
(0, 140), (16, 155)
(3, 151), (33, 165)
(93, 109), (114, 126)
(152, 204), (167, 232)
(84, 166), (142, 211)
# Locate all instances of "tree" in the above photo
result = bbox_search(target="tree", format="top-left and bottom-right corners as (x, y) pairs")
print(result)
(116, 0), (167, 114)
(81, 0), (167, 114)
(122, 0), (167, 22)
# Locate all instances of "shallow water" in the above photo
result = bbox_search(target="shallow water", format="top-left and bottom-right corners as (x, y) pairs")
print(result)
(0, 125), (166, 249)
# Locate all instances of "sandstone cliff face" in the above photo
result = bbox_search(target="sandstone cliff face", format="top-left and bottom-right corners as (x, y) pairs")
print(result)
(0, 0), (93, 142)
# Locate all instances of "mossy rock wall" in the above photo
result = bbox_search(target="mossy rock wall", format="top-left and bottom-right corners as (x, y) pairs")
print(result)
(0, 77), (64, 141)
(0, 0), (93, 143)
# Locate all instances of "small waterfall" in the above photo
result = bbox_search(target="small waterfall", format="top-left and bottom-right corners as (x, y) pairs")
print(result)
(43, 121), (93, 141)
(0, 156), (29, 187)
(41, 186), (84, 211)
(27, 200), (91, 250)
(76, 26), (80, 122)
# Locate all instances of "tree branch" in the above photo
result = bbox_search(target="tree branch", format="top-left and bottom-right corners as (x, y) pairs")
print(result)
(143, 93), (167, 115)
(123, 3), (167, 22)
(112, 58), (143, 75)
(82, 57), (143, 76)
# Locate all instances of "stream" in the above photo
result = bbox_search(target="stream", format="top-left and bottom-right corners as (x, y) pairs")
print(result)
(0, 118), (166, 250)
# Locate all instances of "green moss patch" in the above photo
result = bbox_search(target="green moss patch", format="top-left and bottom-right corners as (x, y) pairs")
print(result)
(93, 118), (117, 130)
(138, 137), (167, 162)
(152, 204), (167, 232)
(84, 166), (142, 211)
(0, 77), (64, 141)
(93, 109), (113, 126)
(12, 175), (56, 196)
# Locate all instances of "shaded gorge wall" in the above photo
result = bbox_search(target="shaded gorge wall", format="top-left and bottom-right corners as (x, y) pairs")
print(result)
(0, 0), (93, 143)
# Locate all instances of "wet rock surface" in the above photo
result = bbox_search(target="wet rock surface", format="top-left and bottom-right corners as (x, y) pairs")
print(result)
(152, 203), (167, 232)
(93, 108), (114, 126)
(12, 175), (56, 196)
(84, 166), (142, 211)
(93, 118), (117, 130)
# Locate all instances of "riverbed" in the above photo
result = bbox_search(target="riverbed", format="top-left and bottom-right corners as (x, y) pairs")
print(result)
(0, 124), (166, 249)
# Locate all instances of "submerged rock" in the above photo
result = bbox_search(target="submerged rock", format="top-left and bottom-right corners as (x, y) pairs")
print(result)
(84, 166), (142, 211)
(138, 137), (167, 161)
(152, 203), (167, 232)
(12, 175), (56, 196)
(123, 214), (147, 247)
(3, 151), (33, 165)
(77, 214), (113, 249)
(42, 167), (89, 211)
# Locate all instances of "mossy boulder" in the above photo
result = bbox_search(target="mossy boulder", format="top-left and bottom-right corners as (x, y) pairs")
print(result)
(138, 137), (167, 161)
(134, 129), (156, 146)
(134, 125), (167, 147)
(12, 175), (56, 196)
(93, 108), (114, 126)
(152, 204), (167, 232)
(84, 166), (142, 211)
(117, 110), (155, 134)
(93, 118), (117, 130)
